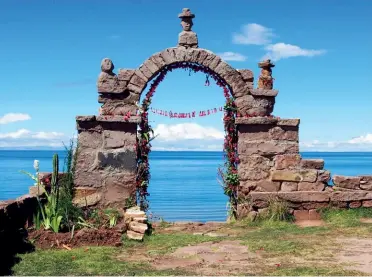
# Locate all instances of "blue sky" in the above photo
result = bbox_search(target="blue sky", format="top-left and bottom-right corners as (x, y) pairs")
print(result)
(1, 0), (371, 151)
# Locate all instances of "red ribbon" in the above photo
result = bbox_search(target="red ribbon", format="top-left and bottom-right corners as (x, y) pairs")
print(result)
(150, 107), (223, 118)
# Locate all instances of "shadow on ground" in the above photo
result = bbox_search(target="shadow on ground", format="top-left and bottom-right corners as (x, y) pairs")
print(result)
(0, 228), (35, 275)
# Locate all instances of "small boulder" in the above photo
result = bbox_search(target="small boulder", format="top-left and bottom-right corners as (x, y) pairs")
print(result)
(127, 230), (144, 241)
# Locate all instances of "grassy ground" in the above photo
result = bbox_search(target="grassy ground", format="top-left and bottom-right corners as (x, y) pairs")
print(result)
(11, 207), (372, 276)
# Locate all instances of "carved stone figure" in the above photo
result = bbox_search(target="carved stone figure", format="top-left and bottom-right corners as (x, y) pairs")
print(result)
(257, 59), (275, 89)
(178, 8), (198, 48)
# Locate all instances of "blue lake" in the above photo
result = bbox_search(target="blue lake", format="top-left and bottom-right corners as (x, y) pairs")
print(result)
(1, 150), (372, 222)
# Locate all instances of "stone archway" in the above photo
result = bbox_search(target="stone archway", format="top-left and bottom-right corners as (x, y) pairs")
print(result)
(75, 8), (305, 220)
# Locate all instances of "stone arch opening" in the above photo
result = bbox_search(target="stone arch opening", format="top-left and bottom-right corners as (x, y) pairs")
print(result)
(135, 61), (239, 218)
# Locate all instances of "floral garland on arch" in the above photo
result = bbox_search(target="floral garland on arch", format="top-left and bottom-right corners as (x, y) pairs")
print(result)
(136, 61), (239, 215)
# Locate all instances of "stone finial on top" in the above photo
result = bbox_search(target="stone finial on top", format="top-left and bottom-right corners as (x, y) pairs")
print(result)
(178, 8), (195, 19)
(101, 58), (114, 73)
(177, 8), (198, 48)
(97, 58), (127, 94)
(257, 59), (275, 89)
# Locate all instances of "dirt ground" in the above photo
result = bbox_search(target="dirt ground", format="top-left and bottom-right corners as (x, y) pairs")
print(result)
(29, 227), (123, 249)
(24, 218), (372, 275)
(121, 220), (372, 275)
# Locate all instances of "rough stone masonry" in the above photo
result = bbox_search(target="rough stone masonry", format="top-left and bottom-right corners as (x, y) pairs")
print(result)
(73, 8), (372, 218)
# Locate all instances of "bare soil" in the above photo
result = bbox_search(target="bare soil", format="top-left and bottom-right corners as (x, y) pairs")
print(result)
(29, 227), (123, 249)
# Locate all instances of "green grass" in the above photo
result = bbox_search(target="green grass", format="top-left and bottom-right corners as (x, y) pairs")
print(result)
(12, 207), (372, 276)
(320, 207), (372, 227)
(123, 232), (223, 255)
(12, 247), (192, 276)
(236, 220), (330, 254)
(268, 266), (366, 276)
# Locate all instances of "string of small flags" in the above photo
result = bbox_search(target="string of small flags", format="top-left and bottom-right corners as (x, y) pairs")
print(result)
(150, 107), (223, 118)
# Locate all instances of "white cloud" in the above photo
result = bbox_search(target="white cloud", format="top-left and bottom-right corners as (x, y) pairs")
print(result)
(233, 23), (274, 45)
(0, 129), (31, 139)
(0, 113), (31, 124)
(263, 43), (326, 61)
(300, 134), (372, 151)
(154, 123), (224, 141)
(217, 52), (247, 62)
(0, 129), (67, 148)
(150, 123), (224, 151)
(348, 134), (372, 144)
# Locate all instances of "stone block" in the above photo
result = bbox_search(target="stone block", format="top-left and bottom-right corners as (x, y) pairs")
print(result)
(238, 155), (271, 181)
(236, 117), (278, 125)
(101, 101), (138, 116)
(330, 191), (372, 201)
(362, 200), (372, 207)
(78, 131), (103, 149)
(237, 69), (254, 82)
(124, 207), (146, 220)
(138, 64), (153, 79)
(269, 126), (299, 141)
(129, 73), (147, 89)
(96, 149), (137, 171)
(278, 191), (331, 202)
(293, 210), (309, 221)
(144, 58), (161, 75)
(29, 185), (46, 197)
(97, 72), (120, 93)
(74, 171), (102, 188)
(332, 175), (360, 190)
(281, 182), (298, 192)
(309, 209), (321, 220)
(235, 94), (275, 116)
(255, 180), (281, 192)
(126, 83), (142, 94)
(238, 124), (272, 141)
(360, 176), (372, 190)
(149, 52), (166, 68)
(103, 130), (136, 149)
(301, 202), (329, 210)
(236, 203), (250, 219)
(349, 201), (362, 208)
(129, 221), (148, 234)
(238, 141), (299, 156)
(75, 149), (97, 175)
(102, 173), (136, 205)
(271, 170), (317, 182)
(96, 115), (141, 124)
(250, 89), (278, 97)
(73, 192), (101, 207)
(300, 159), (324, 170)
(231, 79), (248, 98)
(74, 187), (98, 199)
(126, 230), (144, 241)
(298, 182), (325, 191)
(275, 154), (301, 170)
(178, 31), (198, 47)
(277, 119), (300, 127)
(118, 69), (135, 81)
(208, 56), (221, 70)
(318, 170), (331, 182)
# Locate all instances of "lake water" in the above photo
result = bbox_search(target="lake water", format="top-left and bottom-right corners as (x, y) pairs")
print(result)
(1, 150), (372, 222)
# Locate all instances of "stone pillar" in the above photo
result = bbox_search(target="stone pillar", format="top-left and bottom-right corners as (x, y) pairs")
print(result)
(178, 8), (198, 48)
(74, 115), (139, 207)
(257, 59), (275, 89)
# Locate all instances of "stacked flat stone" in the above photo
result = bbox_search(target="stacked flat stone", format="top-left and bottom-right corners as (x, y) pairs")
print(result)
(124, 206), (149, 240)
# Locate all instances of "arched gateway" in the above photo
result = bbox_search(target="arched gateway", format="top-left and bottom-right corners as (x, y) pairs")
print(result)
(74, 8), (330, 220)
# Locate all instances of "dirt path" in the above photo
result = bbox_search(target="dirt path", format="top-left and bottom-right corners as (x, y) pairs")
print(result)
(336, 238), (372, 274)
(120, 221), (372, 275)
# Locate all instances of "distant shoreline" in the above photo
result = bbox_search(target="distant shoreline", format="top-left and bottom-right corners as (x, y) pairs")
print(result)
(1, 149), (372, 153)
